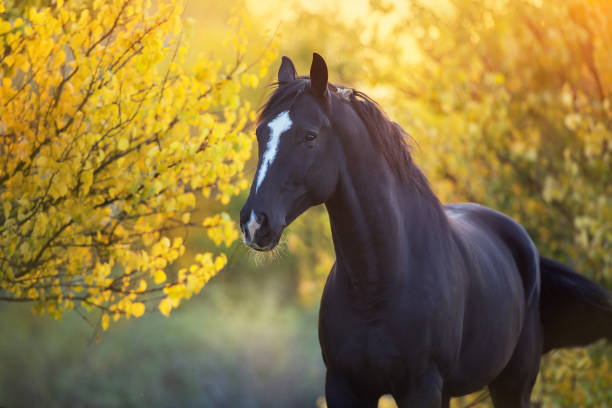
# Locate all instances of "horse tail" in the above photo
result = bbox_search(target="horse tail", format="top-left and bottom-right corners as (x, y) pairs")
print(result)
(539, 255), (612, 353)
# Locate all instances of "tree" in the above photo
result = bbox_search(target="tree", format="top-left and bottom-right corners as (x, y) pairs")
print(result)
(0, 0), (277, 330)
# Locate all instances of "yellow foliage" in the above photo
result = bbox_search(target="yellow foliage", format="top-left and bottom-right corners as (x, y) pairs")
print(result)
(0, 0), (277, 329)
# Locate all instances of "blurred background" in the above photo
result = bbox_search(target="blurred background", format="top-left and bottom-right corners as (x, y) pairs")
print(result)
(1, 0), (611, 406)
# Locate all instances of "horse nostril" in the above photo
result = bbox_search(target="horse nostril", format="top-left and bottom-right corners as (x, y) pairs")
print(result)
(242, 210), (268, 243)
(255, 212), (267, 227)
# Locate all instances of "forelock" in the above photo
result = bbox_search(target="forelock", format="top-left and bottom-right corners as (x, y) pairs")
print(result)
(257, 77), (309, 124)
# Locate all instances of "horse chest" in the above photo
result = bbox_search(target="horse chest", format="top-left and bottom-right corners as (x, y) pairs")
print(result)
(320, 319), (409, 385)
(319, 291), (433, 388)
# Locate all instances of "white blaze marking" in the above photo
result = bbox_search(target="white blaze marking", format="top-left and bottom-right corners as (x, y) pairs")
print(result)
(246, 210), (261, 241)
(255, 110), (292, 193)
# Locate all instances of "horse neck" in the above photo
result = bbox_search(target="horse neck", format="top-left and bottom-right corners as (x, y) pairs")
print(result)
(324, 126), (448, 308)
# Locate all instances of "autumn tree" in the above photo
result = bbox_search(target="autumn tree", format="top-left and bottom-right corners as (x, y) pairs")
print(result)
(0, 0), (277, 330)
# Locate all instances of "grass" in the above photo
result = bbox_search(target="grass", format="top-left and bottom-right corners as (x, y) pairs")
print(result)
(0, 280), (325, 408)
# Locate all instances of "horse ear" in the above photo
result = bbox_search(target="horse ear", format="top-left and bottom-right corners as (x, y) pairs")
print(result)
(278, 56), (297, 82)
(310, 52), (328, 97)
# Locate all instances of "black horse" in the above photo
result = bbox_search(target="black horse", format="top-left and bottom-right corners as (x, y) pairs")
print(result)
(240, 53), (612, 407)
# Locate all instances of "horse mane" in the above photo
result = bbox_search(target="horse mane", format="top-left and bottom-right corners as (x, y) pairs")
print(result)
(258, 78), (437, 197)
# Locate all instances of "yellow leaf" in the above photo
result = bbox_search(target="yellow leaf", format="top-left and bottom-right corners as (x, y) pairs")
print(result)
(81, 170), (93, 194)
(137, 279), (147, 292)
(118, 137), (129, 151)
(131, 302), (145, 317)
(154, 270), (166, 284)
(27, 288), (38, 299)
(215, 254), (227, 271)
(159, 298), (171, 317)
(0, 21), (11, 35)
(102, 314), (109, 330)
(181, 212), (190, 223)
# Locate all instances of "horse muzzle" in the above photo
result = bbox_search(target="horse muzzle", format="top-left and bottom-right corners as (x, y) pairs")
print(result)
(239, 209), (283, 251)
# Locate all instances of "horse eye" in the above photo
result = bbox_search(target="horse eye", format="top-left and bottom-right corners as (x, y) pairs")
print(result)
(304, 132), (317, 142)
